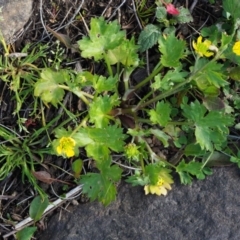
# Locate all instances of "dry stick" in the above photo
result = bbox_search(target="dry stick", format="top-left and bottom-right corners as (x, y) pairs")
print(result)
(37, 0), (86, 44)
(2, 185), (83, 239)
(39, 0), (49, 37)
(190, 0), (199, 13)
(55, 0), (85, 32)
(101, 0), (114, 17)
(58, 6), (73, 29)
(131, 0), (143, 30)
(108, 0), (127, 21)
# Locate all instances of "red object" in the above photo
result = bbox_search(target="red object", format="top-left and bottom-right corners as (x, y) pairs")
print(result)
(166, 3), (179, 15)
(25, 118), (36, 128)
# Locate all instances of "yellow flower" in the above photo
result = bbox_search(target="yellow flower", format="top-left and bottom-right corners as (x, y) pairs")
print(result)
(192, 36), (214, 57)
(144, 169), (174, 196)
(56, 137), (76, 158)
(233, 41), (240, 56)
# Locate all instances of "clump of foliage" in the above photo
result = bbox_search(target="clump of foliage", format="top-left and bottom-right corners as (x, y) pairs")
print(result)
(32, 0), (240, 205)
(1, 3), (240, 235)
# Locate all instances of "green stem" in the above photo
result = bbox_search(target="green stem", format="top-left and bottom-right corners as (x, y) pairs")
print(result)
(201, 151), (214, 169)
(104, 53), (113, 76)
(40, 100), (52, 142)
(142, 137), (176, 169)
(70, 115), (89, 136)
(133, 54), (224, 112)
(139, 155), (145, 173)
(133, 80), (187, 112)
(123, 69), (129, 92)
(133, 61), (163, 92)
(136, 118), (192, 126)
(58, 85), (93, 105)
(137, 89), (155, 108)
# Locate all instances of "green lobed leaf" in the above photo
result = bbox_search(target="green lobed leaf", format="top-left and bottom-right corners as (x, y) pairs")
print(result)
(150, 129), (170, 147)
(181, 100), (207, 123)
(174, 7), (193, 24)
(182, 100), (234, 151)
(149, 101), (172, 127)
(85, 143), (110, 162)
(195, 61), (228, 88)
(34, 69), (67, 107)
(29, 196), (49, 222)
(195, 126), (213, 151)
(73, 131), (93, 147)
(86, 125), (126, 152)
(107, 37), (139, 67)
(220, 32), (233, 49)
(176, 159), (212, 185)
(223, 0), (240, 20)
(145, 164), (161, 185)
(184, 143), (206, 156)
(79, 158), (122, 206)
(155, 6), (167, 22)
(74, 71), (95, 87)
(97, 157), (123, 182)
(201, 25), (221, 43)
(126, 174), (149, 186)
(75, 125), (126, 162)
(78, 17), (125, 61)
(80, 173), (103, 202)
(230, 156), (240, 168)
(138, 24), (161, 52)
(89, 94), (120, 128)
(151, 67), (188, 91)
(158, 32), (186, 67)
(177, 171), (192, 185)
(93, 75), (118, 93)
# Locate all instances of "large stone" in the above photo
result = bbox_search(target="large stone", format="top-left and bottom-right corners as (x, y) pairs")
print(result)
(39, 167), (240, 240)
(0, 0), (33, 42)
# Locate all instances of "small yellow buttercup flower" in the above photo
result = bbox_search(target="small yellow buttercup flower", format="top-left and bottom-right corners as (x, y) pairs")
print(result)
(56, 137), (76, 158)
(144, 169), (173, 196)
(192, 36), (214, 57)
(232, 41), (240, 56)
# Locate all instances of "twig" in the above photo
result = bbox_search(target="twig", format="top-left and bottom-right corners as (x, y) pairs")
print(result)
(190, 0), (199, 13)
(131, 0), (143, 30)
(108, 0), (127, 21)
(39, 0), (49, 37)
(3, 185), (83, 239)
(101, 0), (113, 17)
(56, 0), (85, 31)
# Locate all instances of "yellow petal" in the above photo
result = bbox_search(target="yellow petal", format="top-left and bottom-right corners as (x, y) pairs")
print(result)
(159, 187), (167, 196)
(192, 40), (197, 50)
(144, 185), (150, 195)
(233, 41), (240, 55)
(204, 39), (212, 47)
(66, 148), (75, 157)
(197, 36), (202, 44)
(149, 185), (160, 195)
(204, 51), (214, 57)
(163, 182), (172, 190)
(56, 145), (62, 155)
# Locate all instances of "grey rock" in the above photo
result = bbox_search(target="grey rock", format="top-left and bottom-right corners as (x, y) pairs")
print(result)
(39, 167), (240, 240)
(0, 0), (33, 42)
